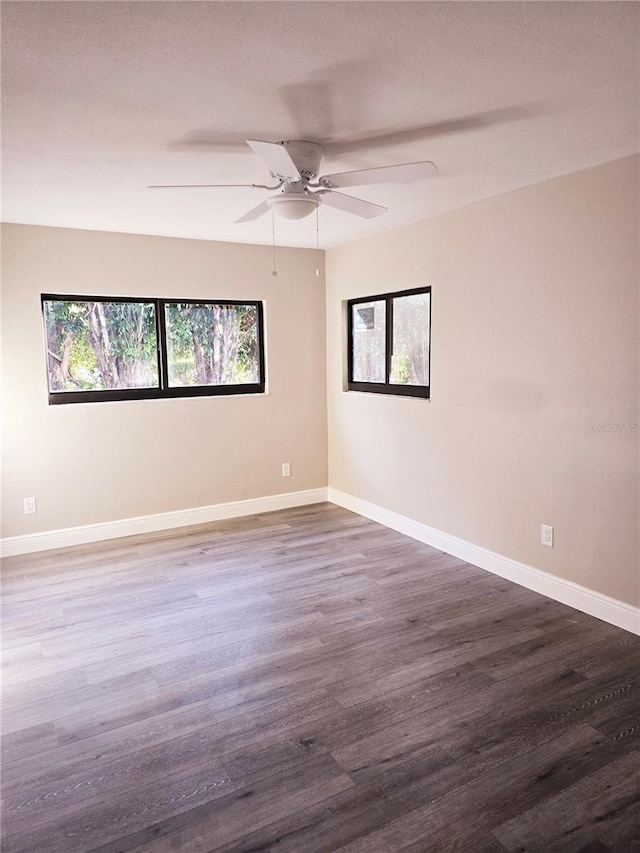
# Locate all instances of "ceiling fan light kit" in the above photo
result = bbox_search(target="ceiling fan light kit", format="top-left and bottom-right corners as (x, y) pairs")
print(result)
(268, 193), (319, 220)
(151, 138), (437, 225)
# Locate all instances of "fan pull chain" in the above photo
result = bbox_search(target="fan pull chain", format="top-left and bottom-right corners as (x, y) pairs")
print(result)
(315, 206), (321, 277)
(271, 209), (278, 277)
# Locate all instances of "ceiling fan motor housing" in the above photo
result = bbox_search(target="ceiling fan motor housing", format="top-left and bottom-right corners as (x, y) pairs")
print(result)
(280, 140), (325, 180)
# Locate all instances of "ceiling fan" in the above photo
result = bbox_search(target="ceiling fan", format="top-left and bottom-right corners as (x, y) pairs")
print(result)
(150, 139), (437, 222)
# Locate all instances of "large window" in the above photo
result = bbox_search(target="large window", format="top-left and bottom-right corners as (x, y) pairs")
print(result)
(42, 294), (265, 404)
(348, 286), (431, 398)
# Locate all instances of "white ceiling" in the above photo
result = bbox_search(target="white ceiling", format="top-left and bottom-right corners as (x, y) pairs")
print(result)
(2, 2), (638, 249)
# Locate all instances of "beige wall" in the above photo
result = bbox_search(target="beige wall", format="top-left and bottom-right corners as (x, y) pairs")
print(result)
(1, 225), (327, 537)
(326, 156), (639, 607)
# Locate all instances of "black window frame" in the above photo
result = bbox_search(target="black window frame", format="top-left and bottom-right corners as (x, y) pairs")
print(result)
(347, 286), (431, 399)
(41, 293), (266, 405)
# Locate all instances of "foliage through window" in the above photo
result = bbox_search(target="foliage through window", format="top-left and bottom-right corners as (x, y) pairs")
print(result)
(348, 287), (431, 398)
(165, 303), (260, 388)
(42, 295), (265, 404)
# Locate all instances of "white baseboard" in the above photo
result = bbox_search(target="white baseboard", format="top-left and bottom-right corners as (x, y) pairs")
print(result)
(328, 487), (640, 636)
(0, 488), (329, 558)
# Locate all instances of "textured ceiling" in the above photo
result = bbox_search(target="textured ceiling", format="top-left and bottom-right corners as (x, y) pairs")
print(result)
(2, 1), (638, 249)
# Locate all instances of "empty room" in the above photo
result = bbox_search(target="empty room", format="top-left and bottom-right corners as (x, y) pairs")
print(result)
(1, 2), (639, 851)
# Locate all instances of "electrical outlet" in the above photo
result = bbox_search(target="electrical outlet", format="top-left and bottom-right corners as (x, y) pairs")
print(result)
(541, 524), (554, 547)
(281, 462), (291, 477)
(23, 497), (37, 515)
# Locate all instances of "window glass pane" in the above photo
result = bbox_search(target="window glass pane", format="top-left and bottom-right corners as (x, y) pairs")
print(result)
(390, 292), (430, 386)
(43, 300), (158, 392)
(165, 303), (260, 387)
(351, 300), (386, 383)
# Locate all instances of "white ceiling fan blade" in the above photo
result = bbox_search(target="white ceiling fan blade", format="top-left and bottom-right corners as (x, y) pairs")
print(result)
(149, 183), (273, 189)
(235, 200), (271, 223)
(320, 160), (437, 189)
(247, 140), (301, 181)
(319, 190), (386, 219)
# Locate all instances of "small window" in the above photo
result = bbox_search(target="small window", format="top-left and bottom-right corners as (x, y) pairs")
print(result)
(347, 287), (431, 398)
(42, 294), (265, 404)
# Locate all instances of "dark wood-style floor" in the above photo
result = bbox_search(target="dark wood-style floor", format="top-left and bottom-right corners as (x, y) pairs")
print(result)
(2, 503), (639, 852)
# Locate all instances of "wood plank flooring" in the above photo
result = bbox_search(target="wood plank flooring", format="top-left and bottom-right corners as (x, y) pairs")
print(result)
(1, 502), (639, 852)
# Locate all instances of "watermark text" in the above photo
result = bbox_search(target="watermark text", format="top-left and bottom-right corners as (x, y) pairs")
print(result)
(589, 422), (639, 432)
